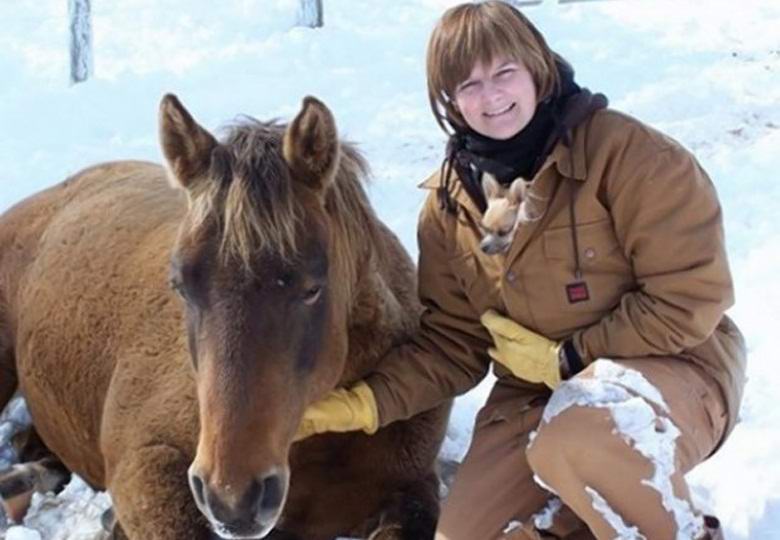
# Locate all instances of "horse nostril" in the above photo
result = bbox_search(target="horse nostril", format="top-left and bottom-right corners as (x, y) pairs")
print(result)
(258, 473), (284, 512)
(189, 471), (206, 509)
(244, 472), (286, 515)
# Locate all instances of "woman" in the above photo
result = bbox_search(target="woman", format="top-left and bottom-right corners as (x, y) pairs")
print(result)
(296, 2), (746, 539)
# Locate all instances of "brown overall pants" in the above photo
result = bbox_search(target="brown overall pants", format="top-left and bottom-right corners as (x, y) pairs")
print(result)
(435, 358), (728, 540)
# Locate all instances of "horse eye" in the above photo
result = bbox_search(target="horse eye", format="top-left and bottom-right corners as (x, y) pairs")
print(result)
(302, 285), (322, 305)
(276, 272), (294, 289)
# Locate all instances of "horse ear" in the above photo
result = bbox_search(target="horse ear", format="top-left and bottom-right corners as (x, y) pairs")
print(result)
(283, 96), (340, 196)
(159, 93), (218, 190)
(481, 172), (501, 200)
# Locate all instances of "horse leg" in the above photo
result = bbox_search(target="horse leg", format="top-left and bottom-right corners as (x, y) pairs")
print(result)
(0, 411), (69, 523)
(107, 520), (224, 540)
(368, 472), (440, 540)
(0, 456), (69, 522)
(0, 336), (17, 413)
(106, 444), (212, 540)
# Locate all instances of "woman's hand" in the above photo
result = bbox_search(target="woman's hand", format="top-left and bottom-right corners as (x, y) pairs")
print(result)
(481, 310), (562, 390)
(294, 381), (379, 441)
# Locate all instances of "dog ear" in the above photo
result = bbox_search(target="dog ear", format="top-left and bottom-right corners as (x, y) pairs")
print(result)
(159, 94), (218, 191)
(481, 172), (501, 200)
(283, 96), (340, 197)
(509, 177), (527, 204)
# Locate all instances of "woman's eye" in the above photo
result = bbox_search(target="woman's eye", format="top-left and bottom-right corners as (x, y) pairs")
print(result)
(302, 285), (322, 305)
(456, 81), (478, 96)
(496, 69), (515, 80)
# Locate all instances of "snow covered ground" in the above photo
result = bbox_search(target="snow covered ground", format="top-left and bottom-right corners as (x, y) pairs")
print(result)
(1, 0), (778, 538)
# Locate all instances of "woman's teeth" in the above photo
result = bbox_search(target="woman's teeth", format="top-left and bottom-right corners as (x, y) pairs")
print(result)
(484, 103), (515, 117)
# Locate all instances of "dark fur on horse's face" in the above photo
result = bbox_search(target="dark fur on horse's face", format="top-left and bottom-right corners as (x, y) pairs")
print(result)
(161, 94), (348, 538)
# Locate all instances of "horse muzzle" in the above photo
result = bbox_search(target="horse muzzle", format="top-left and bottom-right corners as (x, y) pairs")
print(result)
(188, 464), (289, 539)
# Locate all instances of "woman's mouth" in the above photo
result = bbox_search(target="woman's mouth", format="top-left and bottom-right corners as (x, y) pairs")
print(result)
(484, 103), (515, 118)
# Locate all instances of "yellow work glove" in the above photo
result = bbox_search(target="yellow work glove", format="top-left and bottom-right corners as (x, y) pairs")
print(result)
(294, 381), (379, 442)
(481, 310), (562, 390)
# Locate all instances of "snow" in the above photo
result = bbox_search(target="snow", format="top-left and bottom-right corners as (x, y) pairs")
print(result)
(1, 0), (779, 538)
(0, 397), (33, 472)
(532, 496), (562, 531)
(502, 519), (523, 535)
(18, 477), (110, 540)
(585, 486), (646, 540)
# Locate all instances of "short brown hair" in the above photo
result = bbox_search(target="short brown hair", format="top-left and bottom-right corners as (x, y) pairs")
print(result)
(426, 1), (562, 134)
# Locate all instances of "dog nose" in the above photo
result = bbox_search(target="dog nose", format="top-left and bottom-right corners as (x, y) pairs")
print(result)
(481, 238), (504, 255)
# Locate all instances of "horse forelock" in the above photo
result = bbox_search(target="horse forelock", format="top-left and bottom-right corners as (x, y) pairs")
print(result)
(185, 119), (300, 270)
(182, 118), (380, 290)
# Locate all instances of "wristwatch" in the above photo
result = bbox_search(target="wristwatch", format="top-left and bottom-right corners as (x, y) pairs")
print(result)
(557, 344), (572, 380)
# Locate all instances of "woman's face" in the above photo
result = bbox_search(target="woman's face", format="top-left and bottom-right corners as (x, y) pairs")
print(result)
(454, 56), (537, 140)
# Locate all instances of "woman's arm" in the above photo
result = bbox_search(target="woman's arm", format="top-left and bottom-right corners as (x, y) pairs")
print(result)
(572, 140), (734, 363)
(295, 188), (493, 438)
(366, 190), (493, 426)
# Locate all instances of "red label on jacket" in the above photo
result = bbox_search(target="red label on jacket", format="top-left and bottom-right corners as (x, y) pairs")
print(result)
(566, 281), (590, 303)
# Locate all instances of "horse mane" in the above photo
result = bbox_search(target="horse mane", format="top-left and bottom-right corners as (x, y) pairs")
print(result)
(186, 117), (382, 295)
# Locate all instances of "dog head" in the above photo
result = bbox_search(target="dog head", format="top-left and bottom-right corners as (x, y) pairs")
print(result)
(479, 173), (527, 255)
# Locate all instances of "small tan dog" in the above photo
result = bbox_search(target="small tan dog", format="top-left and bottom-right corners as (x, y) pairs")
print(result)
(479, 172), (536, 255)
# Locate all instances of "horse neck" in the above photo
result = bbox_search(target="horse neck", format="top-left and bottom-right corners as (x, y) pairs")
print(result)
(335, 227), (419, 385)
(323, 151), (419, 382)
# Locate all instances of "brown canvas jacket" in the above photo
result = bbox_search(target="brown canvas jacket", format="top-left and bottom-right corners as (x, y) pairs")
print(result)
(365, 108), (746, 442)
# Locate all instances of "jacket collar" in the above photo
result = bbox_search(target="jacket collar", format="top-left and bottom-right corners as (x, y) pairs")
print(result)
(419, 118), (590, 215)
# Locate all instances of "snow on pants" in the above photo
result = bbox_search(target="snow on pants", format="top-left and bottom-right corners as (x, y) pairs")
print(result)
(434, 357), (728, 540)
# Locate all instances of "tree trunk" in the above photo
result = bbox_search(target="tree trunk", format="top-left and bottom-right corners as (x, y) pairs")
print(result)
(296, 0), (323, 28)
(69, 0), (93, 84)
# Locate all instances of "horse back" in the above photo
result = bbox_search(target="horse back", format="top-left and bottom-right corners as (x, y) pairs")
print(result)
(0, 161), (189, 486)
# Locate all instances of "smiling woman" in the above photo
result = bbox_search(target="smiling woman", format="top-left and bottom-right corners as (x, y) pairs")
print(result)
(295, 2), (746, 539)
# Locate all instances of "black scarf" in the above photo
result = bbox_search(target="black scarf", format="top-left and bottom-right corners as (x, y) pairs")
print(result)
(439, 59), (608, 214)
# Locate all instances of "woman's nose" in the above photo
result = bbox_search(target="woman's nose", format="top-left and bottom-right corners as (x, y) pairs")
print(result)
(482, 82), (503, 103)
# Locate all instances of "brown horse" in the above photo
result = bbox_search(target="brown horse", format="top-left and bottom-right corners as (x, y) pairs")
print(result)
(0, 94), (450, 539)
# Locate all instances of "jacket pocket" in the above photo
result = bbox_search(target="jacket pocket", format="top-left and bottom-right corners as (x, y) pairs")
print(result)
(448, 251), (501, 314)
(541, 219), (633, 314)
(449, 251), (479, 292)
